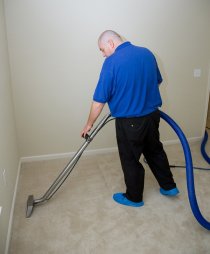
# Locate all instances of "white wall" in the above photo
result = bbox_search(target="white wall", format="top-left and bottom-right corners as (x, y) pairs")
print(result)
(0, 0), (19, 253)
(4, 0), (210, 157)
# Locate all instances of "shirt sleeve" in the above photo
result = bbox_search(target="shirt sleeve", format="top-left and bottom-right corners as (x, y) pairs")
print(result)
(93, 61), (114, 103)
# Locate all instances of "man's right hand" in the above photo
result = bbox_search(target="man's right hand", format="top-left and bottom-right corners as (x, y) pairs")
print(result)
(81, 124), (93, 138)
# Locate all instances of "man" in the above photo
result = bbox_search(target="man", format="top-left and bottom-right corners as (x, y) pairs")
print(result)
(81, 30), (179, 207)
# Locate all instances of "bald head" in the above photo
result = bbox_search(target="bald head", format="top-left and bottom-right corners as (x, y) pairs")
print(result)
(98, 30), (123, 44)
(98, 30), (125, 57)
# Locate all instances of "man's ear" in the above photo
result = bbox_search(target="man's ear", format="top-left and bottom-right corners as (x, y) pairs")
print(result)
(108, 39), (115, 48)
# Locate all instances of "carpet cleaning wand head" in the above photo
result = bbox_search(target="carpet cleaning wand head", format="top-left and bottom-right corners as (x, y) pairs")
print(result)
(26, 195), (35, 218)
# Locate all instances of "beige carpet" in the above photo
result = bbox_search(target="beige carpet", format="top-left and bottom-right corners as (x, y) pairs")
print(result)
(9, 142), (210, 254)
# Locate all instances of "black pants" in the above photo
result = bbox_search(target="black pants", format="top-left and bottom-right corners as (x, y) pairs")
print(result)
(116, 110), (176, 202)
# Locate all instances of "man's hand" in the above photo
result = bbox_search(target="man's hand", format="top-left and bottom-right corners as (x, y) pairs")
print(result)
(81, 124), (93, 138)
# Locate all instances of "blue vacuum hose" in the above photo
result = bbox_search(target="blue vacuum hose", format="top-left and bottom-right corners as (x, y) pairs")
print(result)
(160, 110), (210, 230)
(201, 131), (210, 164)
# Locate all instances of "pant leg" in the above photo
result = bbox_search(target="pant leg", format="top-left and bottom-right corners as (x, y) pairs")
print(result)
(143, 110), (176, 190)
(115, 117), (149, 202)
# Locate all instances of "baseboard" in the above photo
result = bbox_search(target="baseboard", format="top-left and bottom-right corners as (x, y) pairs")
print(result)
(5, 159), (22, 254)
(162, 136), (202, 146)
(20, 146), (119, 163)
(20, 136), (202, 163)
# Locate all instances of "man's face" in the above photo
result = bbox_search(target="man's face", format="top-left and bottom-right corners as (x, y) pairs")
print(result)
(98, 41), (114, 58)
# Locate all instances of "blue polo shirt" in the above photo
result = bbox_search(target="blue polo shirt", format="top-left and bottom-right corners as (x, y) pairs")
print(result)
(93, 41), (163, 117)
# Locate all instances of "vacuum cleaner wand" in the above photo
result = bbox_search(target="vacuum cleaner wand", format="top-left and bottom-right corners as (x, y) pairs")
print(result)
(26, 113), (113, 218)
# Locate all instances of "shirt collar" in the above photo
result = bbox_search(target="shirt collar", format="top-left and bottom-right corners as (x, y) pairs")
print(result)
(115, 41), (131, 52)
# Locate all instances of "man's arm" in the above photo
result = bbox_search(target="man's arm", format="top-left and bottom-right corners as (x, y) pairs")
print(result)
(81, 101), (105, 138)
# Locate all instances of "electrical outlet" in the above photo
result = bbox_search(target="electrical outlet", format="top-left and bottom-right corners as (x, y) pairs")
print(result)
(194, 68), (201, 78)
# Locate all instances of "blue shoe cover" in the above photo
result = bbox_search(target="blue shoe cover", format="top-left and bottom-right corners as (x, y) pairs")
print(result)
(160, 187), (179, 196)
(113, 193), (144, 207)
